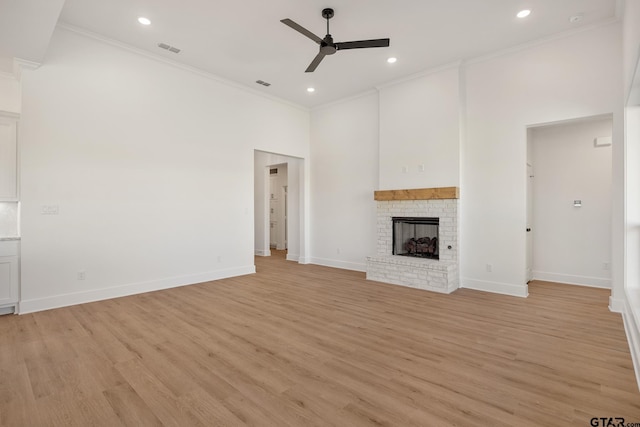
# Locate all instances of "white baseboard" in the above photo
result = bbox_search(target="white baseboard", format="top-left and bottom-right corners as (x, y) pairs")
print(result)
(0, 305), (15, 315)
(254, 249), (271, 257)
(460, 278), (528, 297)
(610, 296), (625, 313)
(309, 257), (367, 273)
(622, 298), (640, 391)
(18, 265), (256, 314)
(286, 253), (299, 262)
(532, 271), (611, 288)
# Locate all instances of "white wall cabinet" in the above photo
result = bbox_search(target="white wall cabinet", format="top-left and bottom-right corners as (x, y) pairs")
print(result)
(0, 240), (19, 309)
(0, 116), (18, 201)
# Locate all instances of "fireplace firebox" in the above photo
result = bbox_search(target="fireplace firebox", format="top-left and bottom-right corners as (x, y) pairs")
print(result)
(392, 217), (439, 259)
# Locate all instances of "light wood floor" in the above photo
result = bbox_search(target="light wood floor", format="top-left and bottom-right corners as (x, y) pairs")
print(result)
(1, 252), (639, 426)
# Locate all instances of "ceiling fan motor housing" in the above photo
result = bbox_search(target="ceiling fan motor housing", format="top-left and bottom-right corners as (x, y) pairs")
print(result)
(321, 35), (337, 55)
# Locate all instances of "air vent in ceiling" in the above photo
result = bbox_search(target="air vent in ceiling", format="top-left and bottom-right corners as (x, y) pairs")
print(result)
(256, 80), (271, 87)
(157, 43), (181, 54)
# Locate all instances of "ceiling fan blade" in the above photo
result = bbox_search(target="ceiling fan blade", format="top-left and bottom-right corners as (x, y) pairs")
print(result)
(305, 51), (326, 72)
(280, 19), (323, 45)
(336, 38), (390, 50)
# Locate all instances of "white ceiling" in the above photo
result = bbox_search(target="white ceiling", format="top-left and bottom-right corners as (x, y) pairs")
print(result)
(0, 0), (66, 65)
(5, 0), (619, 108)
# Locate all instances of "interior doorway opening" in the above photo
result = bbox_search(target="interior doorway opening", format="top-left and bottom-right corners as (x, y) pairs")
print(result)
(254, 150), (305, 263)
(526, 114), (613, 289)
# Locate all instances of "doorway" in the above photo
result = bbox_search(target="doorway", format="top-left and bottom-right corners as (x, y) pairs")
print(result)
(254, 150), (305, 262)
(526, 115), (613, 288)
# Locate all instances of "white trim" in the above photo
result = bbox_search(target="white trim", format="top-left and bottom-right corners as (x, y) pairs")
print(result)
(254, 249), (271, 257)
(527, 113), (614, 130)
(0, 306), (15, 315)
(55, 24), (308, 113)
(311, 89), (378, 112)
(18, 265), (255, 314)
(286, 253), (299, 262)
(465, 18), (620, 67)
(532, 271), (611, 288)
(309, 257), (367, 273)
(13, 58), (40, 71)
(622, 298), (640, 391)
(0, 110), (20, 120)
(461, 278), (528, 297)
(0, 71), (16, 80)
(375, 61), (462, 91)
(610, 296), (625, 313)
(12, 58), (40, 80)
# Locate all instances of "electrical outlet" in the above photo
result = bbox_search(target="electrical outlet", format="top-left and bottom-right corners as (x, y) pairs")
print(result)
(603, 262), (610, 271)
(217, 256), (222, 263)
(337, 248), (341, 254)
(486, 264), (493, 273)
(77, 271), (86, 280)
(418, 164), (425, 172)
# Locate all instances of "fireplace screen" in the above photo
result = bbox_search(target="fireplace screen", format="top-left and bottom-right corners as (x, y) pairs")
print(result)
(392, 217), (439, 259)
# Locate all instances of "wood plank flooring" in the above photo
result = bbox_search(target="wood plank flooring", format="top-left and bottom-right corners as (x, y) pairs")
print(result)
(1, 251), (639, 426)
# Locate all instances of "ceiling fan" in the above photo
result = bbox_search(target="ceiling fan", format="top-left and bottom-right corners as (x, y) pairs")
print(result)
(281, 8), (390, 73)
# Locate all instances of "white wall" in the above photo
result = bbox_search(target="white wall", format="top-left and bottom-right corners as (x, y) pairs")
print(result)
(379, 67), (461, 190)
(621, 0), (640, 391)
(623, 0), (640, 294)
(627, 107), (640, 292)
(0, 73), (20, 113)
(310, 93), (379, 271)
(462, 22), (623, 297)
(530, 118), (612, 288)
(18, 27), (309, 313)
(308, 23), (623, 297)
(0, 202), (18, 236)
(623, 0), (640, 100)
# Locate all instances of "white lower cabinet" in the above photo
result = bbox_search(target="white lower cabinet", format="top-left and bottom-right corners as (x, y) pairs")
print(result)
(0, 241), (19, 311)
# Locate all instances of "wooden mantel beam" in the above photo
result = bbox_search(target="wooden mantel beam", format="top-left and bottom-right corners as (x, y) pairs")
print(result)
(374, 187), (459, 201)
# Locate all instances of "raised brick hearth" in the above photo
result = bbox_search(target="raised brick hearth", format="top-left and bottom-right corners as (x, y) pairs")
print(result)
(366, 189), (459, 293)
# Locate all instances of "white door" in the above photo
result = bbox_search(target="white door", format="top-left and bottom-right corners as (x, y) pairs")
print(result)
(526, 163), (534, 282)
(283, 186), (288, 250)
(269, 175), (278, 248)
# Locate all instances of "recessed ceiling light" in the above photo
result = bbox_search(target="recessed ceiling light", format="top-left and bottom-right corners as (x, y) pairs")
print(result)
(517, 9), (531, 18)
(307, 87), (315, 93)
(138, 17), (151, 25)
(387, 57), (397, 64)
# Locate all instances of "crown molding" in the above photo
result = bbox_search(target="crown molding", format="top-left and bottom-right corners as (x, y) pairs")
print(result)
(465, 17), (620, 68)
(311, 88), (378, 112)
(12, 58), (41, 80)
(55, 23), (309, 113)
(375, 61), (462, 91)
(0, 110), (20, 119)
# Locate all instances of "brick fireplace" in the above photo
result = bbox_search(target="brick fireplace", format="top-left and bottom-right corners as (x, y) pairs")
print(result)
(366, 187), (460, 293)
